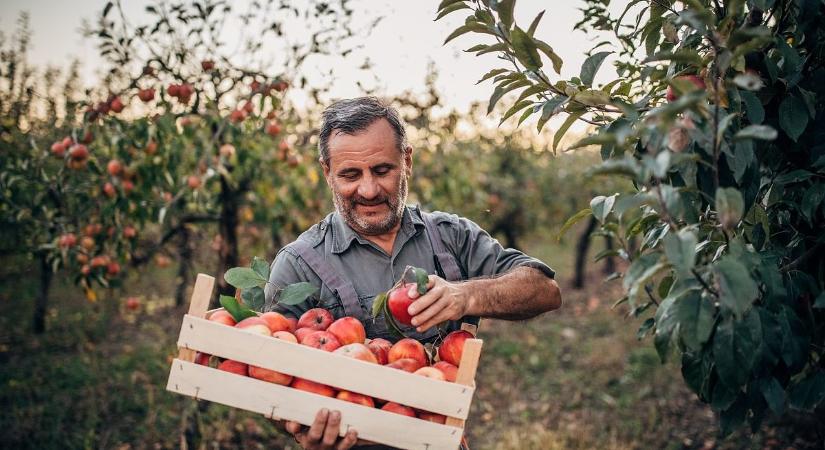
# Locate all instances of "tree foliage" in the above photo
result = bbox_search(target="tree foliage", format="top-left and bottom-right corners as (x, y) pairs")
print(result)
(439, 0), (825, 436)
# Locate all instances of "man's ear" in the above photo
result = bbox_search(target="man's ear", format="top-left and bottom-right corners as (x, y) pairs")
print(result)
(403, 146), (413, 177)
(319, 156), (330, 179)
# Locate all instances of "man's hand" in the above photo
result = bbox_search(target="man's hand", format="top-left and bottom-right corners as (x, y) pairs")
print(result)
(407, 275), (471, 332)
(284, 409), (358, 450)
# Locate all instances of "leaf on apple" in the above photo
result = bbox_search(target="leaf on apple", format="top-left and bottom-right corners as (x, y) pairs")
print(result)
(372, 292), (388, 319)
(413, 267), (429, 295)
(220, 294), (257, 322)
(277, 282), (318, 306)
(224, 267), (266, 289)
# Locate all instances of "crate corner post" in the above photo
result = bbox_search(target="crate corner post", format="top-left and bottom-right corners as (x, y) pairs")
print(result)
(178, 273), (216, 362)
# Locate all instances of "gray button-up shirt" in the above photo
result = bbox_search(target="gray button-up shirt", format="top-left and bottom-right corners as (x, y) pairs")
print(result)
(263, 205), (554, 338)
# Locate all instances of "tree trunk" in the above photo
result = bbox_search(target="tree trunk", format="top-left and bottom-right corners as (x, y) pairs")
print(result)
(175, 225), (194, 307)
(604, 235), (617, 275)
(33, 253), (51, 333)
(573, 216), (598, 289)
(216, 175), (240, 303)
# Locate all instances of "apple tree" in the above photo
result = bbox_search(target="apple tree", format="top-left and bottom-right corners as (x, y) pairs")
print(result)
(438, 0), (825, 436)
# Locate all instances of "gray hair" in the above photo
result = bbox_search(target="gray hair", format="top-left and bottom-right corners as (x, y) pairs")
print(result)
(318, 96), (409, 165)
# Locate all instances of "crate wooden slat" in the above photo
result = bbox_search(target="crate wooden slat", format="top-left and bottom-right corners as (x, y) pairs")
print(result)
(167, 359), (464, 449)
(177, 314), (476, 419)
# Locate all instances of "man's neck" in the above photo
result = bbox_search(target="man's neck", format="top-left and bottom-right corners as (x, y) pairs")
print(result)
(361, 222), (401, 255)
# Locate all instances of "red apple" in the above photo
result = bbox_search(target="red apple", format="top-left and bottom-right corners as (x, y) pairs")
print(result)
(433, 361), (458, 382)
(381, 402), (416, 417)
(209, 310), (237, 326)
(388, 283), (417, 326)
(260, 311), (293, 333)
(666, 75), (706, 102)
(218, 359), (248, 376)
(272, 330), (298, 343)
(106, 261), (121, 276)
(386, 358), (425, 373)
(103, 182), (116, 198)
(286, 317), (298, 332)
(235, 317), (272, 336)
(69, 144), (89, 161)
(291, 378), (336, 397)
(106, 159), (123, 176)
(414, 366), (446, 381)
(137, 88), (155, 102)
(418, 411), (446, 424)
(219, 143), (236, 158)
(201, 60), (215, 71)
(249, 365), (292, 386)
(125, 296), (140, 311)
(336, 390), (375, 408)
(367, 338), (392, 365)
(388, 338), (428, 367)
(58, 233), (77, 248)
(438, 330), (473, 366)
(334, 343), (378, 364)
(302, 331), (341, 352)
(110, 96), (124, 113)
(297, 308), (334, 331)
(50, 141), (66, 157)
(195, 352), (211, 366)
(327, 317), (366, 345)
(266, 121), (282, 136)
(294, 327), (314, 343)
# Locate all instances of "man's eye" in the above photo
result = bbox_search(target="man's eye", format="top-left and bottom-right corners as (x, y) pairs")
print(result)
(341, 173), (359, 180)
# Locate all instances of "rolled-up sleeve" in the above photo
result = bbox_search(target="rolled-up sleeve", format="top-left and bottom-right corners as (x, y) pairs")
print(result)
(263, 247), (314, 319)
(444, 215), (555, 280)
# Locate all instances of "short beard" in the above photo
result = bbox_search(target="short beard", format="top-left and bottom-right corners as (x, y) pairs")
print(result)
(332, 173), (408, 236)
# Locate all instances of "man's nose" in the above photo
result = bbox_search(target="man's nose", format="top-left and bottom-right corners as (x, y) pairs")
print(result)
(357, 174), (379, 199)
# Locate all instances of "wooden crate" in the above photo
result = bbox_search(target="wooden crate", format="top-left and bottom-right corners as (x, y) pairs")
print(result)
(166, 274), (483, 450)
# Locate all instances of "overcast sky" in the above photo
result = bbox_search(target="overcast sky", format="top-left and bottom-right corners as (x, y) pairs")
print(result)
(1, 1), (605, 130)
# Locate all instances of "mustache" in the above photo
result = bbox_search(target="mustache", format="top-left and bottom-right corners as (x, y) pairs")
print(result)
(350, 196), (389, 206)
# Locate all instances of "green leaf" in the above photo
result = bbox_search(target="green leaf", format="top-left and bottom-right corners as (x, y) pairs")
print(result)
(496, 0), (516, 29)
(475, 42), (508, 55)
(715, 188), (744, 229)
(220, 295), (258, 323)
(499, 100), (534, 125)
(788, 372), (825, 412)
(714, 257), (758, 318)
(664, 229), (697, 276)
(251, 256), (270, 280)
(760, 377), (786, 415)
(536, 96), (568, 132)
(553, 111), (584, 151)
(241, 286), (265, 311)
(224, 267), (267, 289)
(814, 291), (825, 308)
(590, 194), (616, 223)
(277, 282), (319, 306)
(556, 208), (591, 241)
(624, 252), (665, 302)
(573, 89), (611, 106)
(580, 51), (612, 86)
(676, 291), (715, 351)
(435, 2), (470, 21)
(510, 26), (543, 70)
(713, 312), (761, 389)
(488, 79), (531, 114)
(734, 125), (777, 141)
(413, 267), (429, 295)
(526, 10), (545, 36)
(437, 0), (464, 10)
(372, 292), (388, 318)
(534, 40), (563, 74)
(382, 298), (406, 338)
(778, 96), (808, 141)
(444, 23), (494, 44)
(476, 68), (509, 84)
(739, 91), (764, 124)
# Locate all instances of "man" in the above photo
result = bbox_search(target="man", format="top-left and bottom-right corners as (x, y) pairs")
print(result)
(264, 96), (562, 449)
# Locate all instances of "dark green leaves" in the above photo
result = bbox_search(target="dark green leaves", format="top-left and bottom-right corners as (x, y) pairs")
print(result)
(219, 295), (257, 322)
(713, 312), (761, 388)
(778, 95), (808, 141)
(496, 0), (516, 29)
(413, 267), (429, 295)
(510, 26), (542, 70)
(663, 229), (697, 276)
(714, 257), (758, 318)
(579, 51), (611, 86)
(371, 292), (388, 318)
(277, 282), (318, 306)
(676, 292), (715, 351)
(224, 266), (267, 289)
(788, 372), (825, 412)
(590, 194), (616, 223)
(715, 188), (744, 229)
(557, 208), (592, 241)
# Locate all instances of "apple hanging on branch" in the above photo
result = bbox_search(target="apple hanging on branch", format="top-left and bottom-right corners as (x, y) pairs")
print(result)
(220, 256), (319, 323)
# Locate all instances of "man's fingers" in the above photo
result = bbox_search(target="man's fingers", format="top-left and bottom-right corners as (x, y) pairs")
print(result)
(417, 305), (458, 332)
(336, 429), (359, 450)
(306, 408), (329, 443)
(408, 285), (445, 317)
(321, 410), (342, 446)
(411, 296), (449, 330)
(407, 275), (438, 299)
(285, 421), (301, 435)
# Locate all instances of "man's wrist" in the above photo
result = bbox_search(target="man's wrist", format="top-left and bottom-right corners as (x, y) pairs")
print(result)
(459, 280), (481, 317)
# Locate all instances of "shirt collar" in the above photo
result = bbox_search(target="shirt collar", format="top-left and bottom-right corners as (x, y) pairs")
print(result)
(330, 205), (425, 254)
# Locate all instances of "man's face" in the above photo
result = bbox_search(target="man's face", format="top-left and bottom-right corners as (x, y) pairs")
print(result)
(322, 118), (412, 236)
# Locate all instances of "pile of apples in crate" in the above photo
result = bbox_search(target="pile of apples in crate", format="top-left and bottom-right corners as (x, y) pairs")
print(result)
(196, 307), (473, 424)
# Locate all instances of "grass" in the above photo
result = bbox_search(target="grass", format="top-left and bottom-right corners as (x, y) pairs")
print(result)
(0, 226), (818, 449)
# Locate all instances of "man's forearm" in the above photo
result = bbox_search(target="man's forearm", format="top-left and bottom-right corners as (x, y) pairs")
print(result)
(463, 266), (562, 320)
